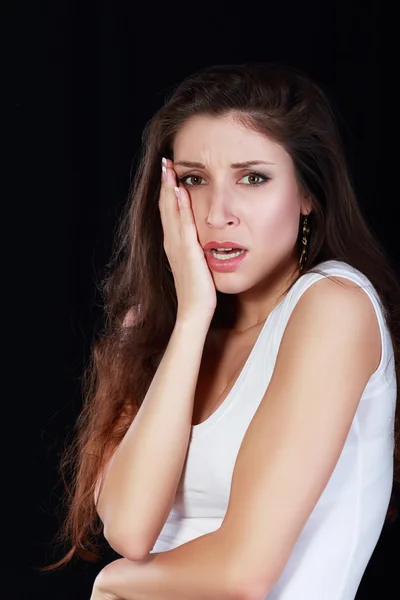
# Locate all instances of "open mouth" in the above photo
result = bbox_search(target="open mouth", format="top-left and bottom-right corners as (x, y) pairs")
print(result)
(210, 248), (246, 260)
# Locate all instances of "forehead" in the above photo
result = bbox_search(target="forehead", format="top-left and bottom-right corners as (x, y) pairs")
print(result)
(173, 113), (288, 164)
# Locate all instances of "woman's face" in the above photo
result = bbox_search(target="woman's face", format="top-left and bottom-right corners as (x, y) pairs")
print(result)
(172, 113), (310, 295)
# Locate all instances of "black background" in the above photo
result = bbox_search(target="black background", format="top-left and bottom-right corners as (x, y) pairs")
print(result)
(4, 1), (396, 598)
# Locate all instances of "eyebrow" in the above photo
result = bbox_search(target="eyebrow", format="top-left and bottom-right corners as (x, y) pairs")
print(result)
(173, 160), (275, 168)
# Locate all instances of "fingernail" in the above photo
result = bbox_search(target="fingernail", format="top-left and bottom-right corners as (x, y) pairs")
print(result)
(162, 166), (167, 181)
(162, 157), (167, 166)
(174, 186), (182, 206)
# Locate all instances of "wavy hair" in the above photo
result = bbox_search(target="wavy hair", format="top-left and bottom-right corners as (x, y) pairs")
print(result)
(43, 62), (400, 570)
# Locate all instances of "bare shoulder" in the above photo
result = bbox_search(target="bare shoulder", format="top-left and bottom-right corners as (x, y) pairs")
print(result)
(285, 274), (381, 377)
(300, 273), (375, 305)
(296, 273), (376, 309)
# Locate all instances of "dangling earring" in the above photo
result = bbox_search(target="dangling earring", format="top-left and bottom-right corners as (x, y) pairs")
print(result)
(299, 214), (311, 272)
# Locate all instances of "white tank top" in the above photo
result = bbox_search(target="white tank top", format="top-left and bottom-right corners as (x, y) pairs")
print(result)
(150, 260), (397, 599)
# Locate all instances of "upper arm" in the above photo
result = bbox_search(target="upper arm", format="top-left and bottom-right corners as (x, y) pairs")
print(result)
(218, 277), (381, 594)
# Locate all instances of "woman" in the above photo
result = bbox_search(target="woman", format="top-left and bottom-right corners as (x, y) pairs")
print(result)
(48, 63), (399, 599)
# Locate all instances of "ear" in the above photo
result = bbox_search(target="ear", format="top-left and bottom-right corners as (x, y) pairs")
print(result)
(301, 195), (313, 216)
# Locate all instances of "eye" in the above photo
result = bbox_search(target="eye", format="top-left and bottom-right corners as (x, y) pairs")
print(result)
(177, 171), (270, 188)
(240, 172), (270, 186)
(177, 174), (206, 186)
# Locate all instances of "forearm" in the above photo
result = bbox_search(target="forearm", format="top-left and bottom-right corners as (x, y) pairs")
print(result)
(97, 318), (210, 556)
(92, 529), (248, 600)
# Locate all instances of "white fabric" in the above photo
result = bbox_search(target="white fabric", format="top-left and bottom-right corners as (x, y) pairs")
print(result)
(150, 260), (397, 599)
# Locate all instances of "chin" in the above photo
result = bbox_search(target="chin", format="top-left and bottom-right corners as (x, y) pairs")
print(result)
(213, 273), (257, 295)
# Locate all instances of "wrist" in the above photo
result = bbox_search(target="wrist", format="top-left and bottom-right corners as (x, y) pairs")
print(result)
(174, 315), (212, 336)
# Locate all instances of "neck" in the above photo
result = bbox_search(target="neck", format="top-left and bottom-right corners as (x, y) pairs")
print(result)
(232, 253), (300, 332)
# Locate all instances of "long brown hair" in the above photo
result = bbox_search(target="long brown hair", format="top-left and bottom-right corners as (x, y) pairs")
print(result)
(44, 62), (400, 570)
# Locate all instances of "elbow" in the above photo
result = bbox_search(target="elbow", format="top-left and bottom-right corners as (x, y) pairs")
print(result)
(226, 563), (275, 600)
(225, 577), (272, 600)
(103, 525), (154, 562)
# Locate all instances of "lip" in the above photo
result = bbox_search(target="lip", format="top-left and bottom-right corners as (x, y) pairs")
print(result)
(205, 248), (248, 273)
(203, 240), (248, 251)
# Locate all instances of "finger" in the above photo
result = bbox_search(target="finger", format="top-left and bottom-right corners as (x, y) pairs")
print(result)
(158, 158), (170, 221)
(175, 185), (196, 229)
(163, 165), (179, 220)
(158, 157), (175, 208)
(158, 159), (176, 227)
(160, 159), (197, 242)
(159, 160), (182, 250)
(165, 161), (198, 242)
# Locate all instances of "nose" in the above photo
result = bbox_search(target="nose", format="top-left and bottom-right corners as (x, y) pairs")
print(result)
(204, 191), (240, 229)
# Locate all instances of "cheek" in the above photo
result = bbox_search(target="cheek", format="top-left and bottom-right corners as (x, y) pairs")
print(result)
(192, 205), (204, 232)
(255, 199), (300, 247)
(191, 199), (207, 232)
(191, 202), (202, 222)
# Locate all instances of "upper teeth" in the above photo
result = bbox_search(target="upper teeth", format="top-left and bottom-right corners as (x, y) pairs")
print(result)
(214, 247), (233, 251)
